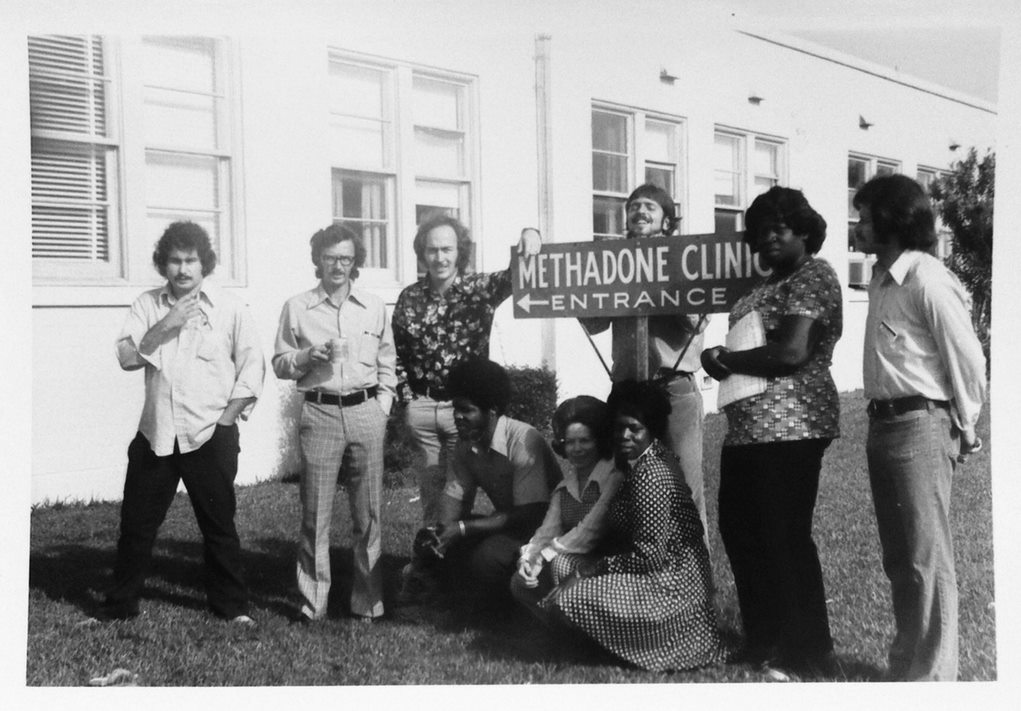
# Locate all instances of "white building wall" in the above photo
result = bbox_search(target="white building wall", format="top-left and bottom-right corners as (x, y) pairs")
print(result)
(28, 5), (998, 503)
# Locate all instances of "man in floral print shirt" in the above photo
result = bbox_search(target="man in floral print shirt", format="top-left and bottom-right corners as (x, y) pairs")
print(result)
(392, 214), (541, 525)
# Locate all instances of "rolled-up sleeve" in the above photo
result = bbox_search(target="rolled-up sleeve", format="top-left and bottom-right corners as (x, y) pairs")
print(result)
(272, 300), (311, 381)
(228, 304), (266, 415)
(116, 295), (161, 371)
(509, 431), (556, 507)
(922, 273), (987, 438)
(375, 308), (397, 414)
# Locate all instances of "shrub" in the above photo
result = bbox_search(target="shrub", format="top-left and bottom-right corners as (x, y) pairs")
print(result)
(504, 365), (558, 437)
(383, 402), (418, 488)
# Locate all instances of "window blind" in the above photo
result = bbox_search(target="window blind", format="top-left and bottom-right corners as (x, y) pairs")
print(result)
(29, 35), (115, 263)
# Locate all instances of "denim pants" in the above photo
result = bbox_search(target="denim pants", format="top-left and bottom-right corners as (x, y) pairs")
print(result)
(107, 426), (248, 619)
(867, 406), (959, 681)
(405, 396), (459, 524)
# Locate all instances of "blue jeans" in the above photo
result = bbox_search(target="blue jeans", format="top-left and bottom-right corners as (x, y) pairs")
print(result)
(867, 406), (959, 681)
(406, 397), (459, 525)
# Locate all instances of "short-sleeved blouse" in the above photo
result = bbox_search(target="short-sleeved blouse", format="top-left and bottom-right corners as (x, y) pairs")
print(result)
(723, 256), (842, 445)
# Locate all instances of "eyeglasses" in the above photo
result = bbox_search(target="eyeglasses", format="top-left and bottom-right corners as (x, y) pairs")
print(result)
(321, 255), (355, 267)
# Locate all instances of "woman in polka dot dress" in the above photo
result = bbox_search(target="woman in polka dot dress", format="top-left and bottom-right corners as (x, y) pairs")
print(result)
(540, 380), (725, 672)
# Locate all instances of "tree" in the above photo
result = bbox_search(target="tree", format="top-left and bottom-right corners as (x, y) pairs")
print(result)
(928, 147), (994, 368)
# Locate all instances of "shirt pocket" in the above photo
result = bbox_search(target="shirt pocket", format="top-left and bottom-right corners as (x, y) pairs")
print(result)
(196, 331), (232, 363)
(358, 329), (382, 366)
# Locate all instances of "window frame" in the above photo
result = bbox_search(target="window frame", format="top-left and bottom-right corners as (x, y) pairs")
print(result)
(591, 101), (687, 241)
(713, 126), (787, 235)
(328, 50), (480, 287)
(31, 35), (245, 292)
(847, 152), (901, 291)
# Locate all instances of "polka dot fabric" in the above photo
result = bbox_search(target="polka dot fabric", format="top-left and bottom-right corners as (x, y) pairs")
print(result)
(542, 441), (725, 671)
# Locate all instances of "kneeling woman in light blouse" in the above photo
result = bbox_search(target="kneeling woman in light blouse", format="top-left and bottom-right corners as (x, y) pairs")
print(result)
(510, 396), (623, 616)
(534, 382), (725, 672)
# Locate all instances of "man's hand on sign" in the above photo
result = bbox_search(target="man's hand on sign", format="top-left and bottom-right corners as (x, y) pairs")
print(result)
(517, 228), (542, 259)
(700, 346), (732, 381)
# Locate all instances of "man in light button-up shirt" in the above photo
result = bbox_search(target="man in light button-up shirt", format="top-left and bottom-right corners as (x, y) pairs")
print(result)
(854, 174), (987, 681)
(101, 221), (265, 623)
(273, 224), (396, 622)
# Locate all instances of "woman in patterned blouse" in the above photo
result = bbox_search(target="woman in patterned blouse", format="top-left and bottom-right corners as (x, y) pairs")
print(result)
(510, 396), (623, 618)
(539, 381), (725, 672)
(701, 186), (843, 679)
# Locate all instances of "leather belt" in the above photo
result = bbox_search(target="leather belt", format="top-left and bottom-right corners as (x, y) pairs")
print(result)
(867, 396), (949, 419)
(305, 387), (378, 407)
(411, 385), (449, 401)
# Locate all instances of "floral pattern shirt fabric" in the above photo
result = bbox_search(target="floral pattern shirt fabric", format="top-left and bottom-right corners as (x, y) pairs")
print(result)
(392, 271), (512, 397)
(723, 256), (843, 445)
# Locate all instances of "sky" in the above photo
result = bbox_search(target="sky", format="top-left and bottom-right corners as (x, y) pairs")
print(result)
(722, 0), (1013, 104)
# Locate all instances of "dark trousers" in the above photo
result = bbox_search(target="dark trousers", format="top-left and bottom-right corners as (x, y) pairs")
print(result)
(105, 426), (248, 618)
(442, 533), (526, 609)
(718, 439), (833, 662)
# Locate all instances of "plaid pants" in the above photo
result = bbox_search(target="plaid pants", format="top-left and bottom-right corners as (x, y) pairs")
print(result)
(296, 399), (386, 619)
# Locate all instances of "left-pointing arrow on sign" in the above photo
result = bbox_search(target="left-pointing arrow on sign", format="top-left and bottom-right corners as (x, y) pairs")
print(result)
(515, 293), (550, 314)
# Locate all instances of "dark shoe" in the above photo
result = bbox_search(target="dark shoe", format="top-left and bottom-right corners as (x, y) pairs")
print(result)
(288, 608), (316, 626)
(726, 644), (779, 666)
(396, 563), (439, 605)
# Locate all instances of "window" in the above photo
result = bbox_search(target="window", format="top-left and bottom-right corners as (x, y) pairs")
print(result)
(30, 36), (119, 279)
(847, 153), (900, 288)
(591, 105), (684, 240)
(329, 53), (476, 278)
(917, 166), (953, 260)
(30, 35), (240, 285)
(713, 128), (785, 234)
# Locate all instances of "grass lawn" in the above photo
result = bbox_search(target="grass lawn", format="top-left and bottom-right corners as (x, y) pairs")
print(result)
(26, 391), (995, 685)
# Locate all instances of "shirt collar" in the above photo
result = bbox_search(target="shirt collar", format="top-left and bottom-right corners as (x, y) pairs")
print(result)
(561, 457), (616, 497)
(881, 249), (924, 286)
(309, 283), (369, 309)
(629, 438), (663, 467)
(473, 415), (510, 457)
(160, 283), (216, 307)
(422, 274), (465, 297)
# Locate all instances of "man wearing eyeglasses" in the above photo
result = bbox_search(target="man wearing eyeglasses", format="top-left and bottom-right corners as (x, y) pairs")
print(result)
(273, 224), (397, 623)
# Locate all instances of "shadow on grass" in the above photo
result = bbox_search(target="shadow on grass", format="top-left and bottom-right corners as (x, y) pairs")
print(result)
(28, 536), (413, 622)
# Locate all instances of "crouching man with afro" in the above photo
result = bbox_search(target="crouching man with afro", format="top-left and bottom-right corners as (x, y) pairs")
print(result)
(399, 359), (561, 611)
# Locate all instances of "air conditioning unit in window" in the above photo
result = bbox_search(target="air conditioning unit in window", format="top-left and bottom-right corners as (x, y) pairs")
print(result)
(848, 254), (874, 289)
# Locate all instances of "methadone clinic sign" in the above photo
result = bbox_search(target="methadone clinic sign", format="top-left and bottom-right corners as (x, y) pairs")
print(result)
(511, 232), (768, 318)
